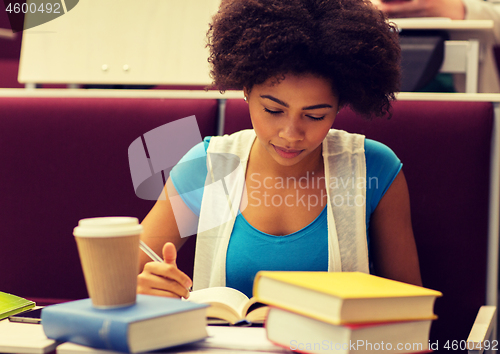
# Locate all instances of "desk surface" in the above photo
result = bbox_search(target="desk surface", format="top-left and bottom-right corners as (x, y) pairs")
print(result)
(57, 326), (291, 354)
(0, 320), (291, 354)
(0, 28), (16, 39)
(391, 18), (494, 30)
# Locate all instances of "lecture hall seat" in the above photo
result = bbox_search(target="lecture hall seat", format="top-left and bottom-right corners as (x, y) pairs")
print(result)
(0, 96), (219, 303)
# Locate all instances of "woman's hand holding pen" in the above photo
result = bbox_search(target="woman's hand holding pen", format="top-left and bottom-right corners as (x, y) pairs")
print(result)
(137, 242), (192, 299)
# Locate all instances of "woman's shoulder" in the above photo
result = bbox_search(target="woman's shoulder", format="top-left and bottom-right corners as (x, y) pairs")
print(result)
(364, 138), (402, 174)
(324, 129), (365, 154)
(206, 130), (256, 157)
(203, 136), (211, 151)
(363, 139), (403, 215)
(364, 138), (400, 163)
(170, 138), (212, 186)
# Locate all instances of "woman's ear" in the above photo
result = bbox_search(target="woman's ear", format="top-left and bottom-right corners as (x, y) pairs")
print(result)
(243, 87), (249, 102)
(336, 100), (344, 114)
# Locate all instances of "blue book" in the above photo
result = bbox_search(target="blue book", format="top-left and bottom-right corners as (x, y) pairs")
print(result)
(41, 295), (208, 353)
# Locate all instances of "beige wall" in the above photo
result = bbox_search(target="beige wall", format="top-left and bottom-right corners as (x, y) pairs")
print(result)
(19, 0), (221, 85)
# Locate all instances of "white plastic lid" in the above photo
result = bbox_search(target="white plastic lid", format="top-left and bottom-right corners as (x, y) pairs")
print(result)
(73, 217), (143, 237)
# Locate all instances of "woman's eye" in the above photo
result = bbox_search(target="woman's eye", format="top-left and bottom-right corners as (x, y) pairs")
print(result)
(263, 107), (282, 115)
(307, 115), (326, 121)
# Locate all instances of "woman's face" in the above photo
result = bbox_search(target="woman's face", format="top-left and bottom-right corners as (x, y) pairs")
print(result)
(245, 73), (339, 169)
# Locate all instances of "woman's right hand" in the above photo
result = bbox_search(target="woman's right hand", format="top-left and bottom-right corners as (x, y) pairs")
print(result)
(137, 242), (192, 299)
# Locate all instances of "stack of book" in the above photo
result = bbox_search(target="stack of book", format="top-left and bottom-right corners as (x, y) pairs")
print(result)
(41, 294), (209, 353)
(253, 271), (442, 354)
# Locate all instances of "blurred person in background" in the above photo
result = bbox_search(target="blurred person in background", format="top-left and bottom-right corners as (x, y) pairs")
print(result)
(371, 0), (500, 42)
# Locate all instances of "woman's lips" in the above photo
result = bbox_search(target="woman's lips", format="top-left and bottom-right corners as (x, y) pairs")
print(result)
(273, 145), (304, 159)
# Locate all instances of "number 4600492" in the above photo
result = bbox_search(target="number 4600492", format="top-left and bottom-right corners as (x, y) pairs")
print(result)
(444, 340), (499, 351)
(5, 2), (61, 14)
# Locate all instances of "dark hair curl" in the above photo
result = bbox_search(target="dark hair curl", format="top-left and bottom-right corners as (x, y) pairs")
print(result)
(207, 0), (401, 117)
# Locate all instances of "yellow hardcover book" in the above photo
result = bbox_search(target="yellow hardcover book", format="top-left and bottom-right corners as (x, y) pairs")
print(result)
(0, 291), (36, 321)
(253, 271), (442, 325)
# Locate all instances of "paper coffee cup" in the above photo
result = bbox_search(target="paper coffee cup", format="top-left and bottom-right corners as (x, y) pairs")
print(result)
(74, 217), (143, 308)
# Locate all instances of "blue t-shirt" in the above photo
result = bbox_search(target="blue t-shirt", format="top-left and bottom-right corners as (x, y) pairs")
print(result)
(170, 135), (402, 298)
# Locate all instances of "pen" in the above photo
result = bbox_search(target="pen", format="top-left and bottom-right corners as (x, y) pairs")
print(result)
(139, 240), (163, 262)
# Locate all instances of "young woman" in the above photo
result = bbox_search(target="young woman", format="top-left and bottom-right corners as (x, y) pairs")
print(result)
(137, 0), (422, 299)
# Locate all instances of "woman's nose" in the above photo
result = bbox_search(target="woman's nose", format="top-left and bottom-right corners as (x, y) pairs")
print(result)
(278, 117), (304, 143)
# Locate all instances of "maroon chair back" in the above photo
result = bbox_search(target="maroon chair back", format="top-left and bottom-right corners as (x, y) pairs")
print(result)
(224, 98), (493, 353)
(0, 97), (218, 303)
